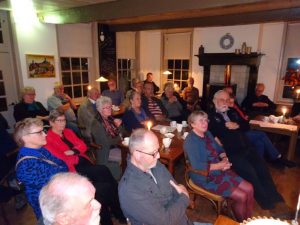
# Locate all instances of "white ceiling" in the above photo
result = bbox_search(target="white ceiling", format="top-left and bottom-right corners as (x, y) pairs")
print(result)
(0, 0), (116, 12)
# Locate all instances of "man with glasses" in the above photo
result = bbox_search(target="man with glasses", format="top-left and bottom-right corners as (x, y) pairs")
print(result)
(241, 83), (276, 117)
(118, 128), (211, 225)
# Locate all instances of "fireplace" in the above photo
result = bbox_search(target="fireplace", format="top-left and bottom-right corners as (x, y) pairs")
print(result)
(196, 52), (264, 109)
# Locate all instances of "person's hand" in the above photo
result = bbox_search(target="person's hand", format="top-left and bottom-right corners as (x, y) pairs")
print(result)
(170, 180), (189, 197)
(154, 114), (166, 122)
(64, 150), (74, 156)
(218, 158), (232, 171)
(113, 119), (122, 127)
(225, 122), (239, 129)
(253, 102), (268, 107)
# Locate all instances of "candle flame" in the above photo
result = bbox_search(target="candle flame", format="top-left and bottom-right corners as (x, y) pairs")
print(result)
(147, 121), (152, 130)
(282, 107), (287, 115)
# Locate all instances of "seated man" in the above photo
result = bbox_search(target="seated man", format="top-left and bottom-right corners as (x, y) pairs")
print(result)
(144, 72), (160, 94)
(209, 90), (292, 217)
(39, 172), (101, 225)
(102, 77), (124, 106)
(182, 77), (200, 111)
(118, 128), (211, 225)
(241, 83), (276, 117)
(78, 87), (100, 143)
(142, 81), (168, 122)
(47, 82), (80, 136)
(123, 78), (143, 108)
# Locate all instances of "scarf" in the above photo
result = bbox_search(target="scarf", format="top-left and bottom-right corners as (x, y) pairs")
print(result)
(95, 113), (119, 138)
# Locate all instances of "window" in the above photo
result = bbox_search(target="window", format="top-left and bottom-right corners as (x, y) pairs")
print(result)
(117, 59), (135, 93)
(166, 59), (190, 90)
(60, 57), (89, 99)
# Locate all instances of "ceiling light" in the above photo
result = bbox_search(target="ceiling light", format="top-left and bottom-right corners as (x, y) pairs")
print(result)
(162, 70), (172, 75)
(96, 76), (108, 82)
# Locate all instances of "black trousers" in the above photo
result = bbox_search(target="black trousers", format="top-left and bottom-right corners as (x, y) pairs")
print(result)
(229, 147), (283, 209)
(75, 161), (124, 225)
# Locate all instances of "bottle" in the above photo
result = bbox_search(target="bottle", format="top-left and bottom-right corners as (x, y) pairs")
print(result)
(241, 42), (247, 54)
(199, 45), (204, 55)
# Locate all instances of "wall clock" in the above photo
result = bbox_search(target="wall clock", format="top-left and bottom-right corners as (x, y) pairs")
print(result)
(220, 33), (234, 50)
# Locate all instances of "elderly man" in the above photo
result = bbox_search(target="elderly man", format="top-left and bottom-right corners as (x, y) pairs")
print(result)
(47, 82), (80, 136)
(241, 83), (276, 116)
(78, 87), (100, 143)
(142, 81), (168, 121)
(209, 90), (291, 217)
(102, 77), (124, 106)
(118, 129), (211, 225)
(39, 172), (101, 225)
(144, 72), (160, 94)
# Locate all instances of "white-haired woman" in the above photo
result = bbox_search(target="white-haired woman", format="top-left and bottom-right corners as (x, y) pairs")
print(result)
(91, 96), (124, 179)
(13, 86), (48, 122)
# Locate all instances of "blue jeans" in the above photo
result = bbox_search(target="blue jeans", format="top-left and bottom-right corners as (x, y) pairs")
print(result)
(245, 130), (280, 160)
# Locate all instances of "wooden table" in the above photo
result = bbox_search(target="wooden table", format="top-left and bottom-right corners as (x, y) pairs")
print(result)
(214, 215), (239, 225)
(250, 116), (299, 160)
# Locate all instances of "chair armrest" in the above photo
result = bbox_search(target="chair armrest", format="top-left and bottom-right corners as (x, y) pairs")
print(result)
(186, 164), (208, 177)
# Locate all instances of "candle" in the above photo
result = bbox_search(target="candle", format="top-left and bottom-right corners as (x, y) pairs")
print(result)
(282, 107), (287, 117)
(147, 121), (152, 130)
(293, 193), (300, 224)
(297, 89), (300, 99)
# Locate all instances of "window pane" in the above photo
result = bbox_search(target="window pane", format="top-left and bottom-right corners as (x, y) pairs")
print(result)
(72, 72), (81, 84)
(118, 59), (121, 68)
(182, 81), (188, 90)
(62, 72), (72, 85)
(0, 98), (7, 112)
(83, 85), (88, 97)
(61, 58), (70, 70)
(167, 74), (173, 80)
(182, 60), (189, 69)
(168, 60), (174, 69)
(0, 31), (3, 44)
(174, 70), (181, 80)
(82, 72), (89, 83)
(71, 58), (80, 70)
(73, 86), (82, 98)
(64, 86), (73, 98)
(0, 70), (3, 79)
(0, 82), (5, 95)
(81, 58), (88, 70)
(175, 60), (181, 69)
(182, 71), (189, 80)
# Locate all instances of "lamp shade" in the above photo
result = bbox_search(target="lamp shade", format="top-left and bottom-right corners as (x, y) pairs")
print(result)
(95, 76), (108, 82)
(163, 70), (172, 75)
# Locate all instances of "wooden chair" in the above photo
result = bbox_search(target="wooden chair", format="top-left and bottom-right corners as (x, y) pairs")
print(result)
(183, 152), (227, 215)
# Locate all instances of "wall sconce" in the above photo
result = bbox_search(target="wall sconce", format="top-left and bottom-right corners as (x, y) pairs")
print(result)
(162, 70), (172, 75)
(99, 31), (105, 42)
(96, 76), (108, 82)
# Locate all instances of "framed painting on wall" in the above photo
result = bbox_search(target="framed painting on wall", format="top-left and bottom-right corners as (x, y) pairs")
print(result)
(26, 54), (55, 78)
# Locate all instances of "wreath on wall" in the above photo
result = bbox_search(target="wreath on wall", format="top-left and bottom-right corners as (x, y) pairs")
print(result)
(220, 33), (234, 50)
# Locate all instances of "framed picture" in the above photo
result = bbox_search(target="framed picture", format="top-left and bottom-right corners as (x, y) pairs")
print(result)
(26, 54), (55, 78)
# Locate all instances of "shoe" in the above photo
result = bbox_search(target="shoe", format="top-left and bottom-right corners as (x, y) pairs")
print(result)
(269, 202), (295, 220)
(278, 158), (297, 168)
(269, 159), (285, 169)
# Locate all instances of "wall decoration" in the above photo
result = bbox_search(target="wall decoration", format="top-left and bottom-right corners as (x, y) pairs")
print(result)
(220, 33), (234, 50)
(26, 54), (55, 78)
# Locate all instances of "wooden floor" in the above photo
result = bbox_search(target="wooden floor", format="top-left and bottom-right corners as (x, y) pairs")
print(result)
(1, 138), (300, 225)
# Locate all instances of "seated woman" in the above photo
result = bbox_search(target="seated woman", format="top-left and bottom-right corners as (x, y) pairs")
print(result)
(44, 109), (126, 225)
(122, 91), (153, 132)
(91, 96), (124, 179)
(13, 86), (49, 123)
(14, 118), (68, 219)
(183, 111), (254, 222)
(161, 82), (186, 122)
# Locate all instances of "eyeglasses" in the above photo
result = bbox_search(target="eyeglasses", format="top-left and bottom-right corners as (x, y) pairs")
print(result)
(199, 118), (209, 123)
(135, 149), (159, 158)
(55, 119), (66, 123)
(27, 129), (45, 135)
(102, 106), (112, 110)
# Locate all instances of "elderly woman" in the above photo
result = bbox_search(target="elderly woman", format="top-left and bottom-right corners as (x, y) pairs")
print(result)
(183, 111), (254, 222)
(14, 118), (68, 219)
(161, 82), (185, 122)
(44, 109), (126, 225)
(122, 91), (153, 132)
(91, 96), (124, 179)
(13, 86), (49, 122)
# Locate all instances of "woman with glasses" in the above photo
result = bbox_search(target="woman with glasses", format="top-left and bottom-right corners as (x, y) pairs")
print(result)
(13, 86), (49, 123)
(45, 109), (126, 225)
(14, 118), (68, 219)
(122, 91), (153, 132)
(183, 111), (254, 222)
(91, 96), (125, 179)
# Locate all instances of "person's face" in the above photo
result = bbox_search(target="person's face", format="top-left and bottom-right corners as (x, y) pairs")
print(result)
(224, 87), (233, 95)
(99, 103), (112, 118)
(255, 85), (264, 97)
(143, 83), (154, 97)
(191, 115), (209, 134)
(54, 86), (64, 95)
(135, 82), (143, 93)
(228, 98), (235, 107)
(107, 80), (116, 91)
(188, 78), (194, 87)
(67, 183), (101, 225)
(165, 87), (174, 98)
(146, 74), (153, 82)
(130, 93), (141, 108)
(22, 125), (47, 148)
(214, 92), (230, 112)
(89, 89), (100, 101)
(50, 115), (66, 133)
(23, 91), (36, 104)
(136, 133), (160, 171)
